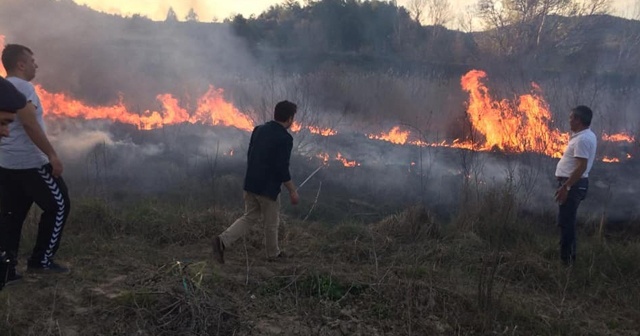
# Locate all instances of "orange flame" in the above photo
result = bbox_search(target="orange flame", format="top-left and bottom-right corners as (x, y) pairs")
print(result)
(291, 122), (337, 136)
(316, 152), (330, 165)
(291, 122), (302, 132)
(193, 86), (254, 131)
(602, 132), (635, 143)
(36, 85), (254, 131)
(336, 152), (359, 167)
(369, 126), (411, 145)
(308, 126), (337, 136)
(0, 35), (5, 77)
(3, 44), (632, 167)
(461, 70), (567, 158)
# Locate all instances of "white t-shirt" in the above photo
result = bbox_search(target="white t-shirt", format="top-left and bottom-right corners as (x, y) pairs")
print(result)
(555, 128), (597, 178)
(0, 77), (49, 169)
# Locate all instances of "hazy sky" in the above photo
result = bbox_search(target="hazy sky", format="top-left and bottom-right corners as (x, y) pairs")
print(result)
(73, 0), (638, 24)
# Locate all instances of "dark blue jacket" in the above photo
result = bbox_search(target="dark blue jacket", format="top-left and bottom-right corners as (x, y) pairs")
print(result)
(0, 77), (26, 112)
(243, 121), (293, 200)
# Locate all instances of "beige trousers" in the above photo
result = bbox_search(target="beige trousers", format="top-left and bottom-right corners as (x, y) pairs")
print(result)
(220, 191), (281, 258)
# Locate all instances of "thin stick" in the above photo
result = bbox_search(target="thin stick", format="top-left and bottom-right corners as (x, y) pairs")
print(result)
(303, 182), (322, 222)
(297, 165), (324, 191)
(243, 237), (250, 286)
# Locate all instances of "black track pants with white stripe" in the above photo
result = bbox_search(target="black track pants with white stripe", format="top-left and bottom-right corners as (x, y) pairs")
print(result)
(0, 163), (71, 267)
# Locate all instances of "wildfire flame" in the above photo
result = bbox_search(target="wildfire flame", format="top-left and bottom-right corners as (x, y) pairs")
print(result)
(308, 126), (337, 136)
(290, 122), (302, 132)
(366, 71), (566, 155)
(36, 85), (255, 131)
(602, 132), (635, 143)
(460, 70), (567, 158)
(314, 152), (358, 167)
(316, 152), (330, 165)
(368, 71), (634, 163)
(336, 152), (359, 167)
(291, 122), (337, 136)
(0, 35), (5, 77)
(2, 39), (633, 167)
(368, 126), (411, 145)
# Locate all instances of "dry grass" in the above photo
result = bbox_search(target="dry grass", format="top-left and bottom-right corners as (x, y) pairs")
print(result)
(1, 190), (640, 335)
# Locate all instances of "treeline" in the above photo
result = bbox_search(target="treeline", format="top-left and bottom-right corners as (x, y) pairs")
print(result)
(227, 0), (476, 72)
(224, 0), (640, 76)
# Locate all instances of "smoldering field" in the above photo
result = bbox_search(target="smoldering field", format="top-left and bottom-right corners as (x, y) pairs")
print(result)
(49, 112), (640, 226)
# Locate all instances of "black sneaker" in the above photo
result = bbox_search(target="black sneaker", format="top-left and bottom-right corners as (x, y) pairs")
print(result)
(27, 261), (70, 274)
(212, 236), (225, 264)
(267, 251), (289, 262)
(4, 268), (23, 286)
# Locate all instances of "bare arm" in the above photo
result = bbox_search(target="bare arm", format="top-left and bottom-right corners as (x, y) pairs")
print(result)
(562, 158), (588, 189)
(283, 180), (299, 205)
(17, 103), (63, 176)
(283, 180), (296, 194)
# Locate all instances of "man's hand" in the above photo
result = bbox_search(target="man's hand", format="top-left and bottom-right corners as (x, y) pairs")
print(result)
(49, 154), (63, 177)
(554, 186), (568, 204)
(289, 190), (299, 205)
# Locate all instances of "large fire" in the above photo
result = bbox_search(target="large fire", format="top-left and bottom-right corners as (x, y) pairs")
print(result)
(0, 37), (633, 165)
(460, 70), (568, 158)
(37, 85), (255, 131)
(367, 70), (634, 162)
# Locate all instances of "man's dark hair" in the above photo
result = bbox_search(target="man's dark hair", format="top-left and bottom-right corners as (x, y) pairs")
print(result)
(572, 105), (593, 127)
(274, 100), (297, 122)
(2, 44), (32, 72)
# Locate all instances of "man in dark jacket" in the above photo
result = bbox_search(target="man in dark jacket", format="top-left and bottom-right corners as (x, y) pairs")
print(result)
(213, 101), (299, 264)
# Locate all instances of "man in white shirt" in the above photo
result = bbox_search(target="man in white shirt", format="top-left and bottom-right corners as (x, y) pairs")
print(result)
(0, 44), (70, 278)
(554, 105), (597, 266)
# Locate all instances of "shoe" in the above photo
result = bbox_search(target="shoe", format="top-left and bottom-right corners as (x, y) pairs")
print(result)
(267, 251), (289, 262)
(27, 261), (70, 274)
(4, 268), (23, 286)
(212, 236), (225, 264)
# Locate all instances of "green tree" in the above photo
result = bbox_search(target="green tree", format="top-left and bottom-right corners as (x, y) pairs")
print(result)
(185, 8), (199, 22)
(165, 6), (178, 22)
(476, 0), (611, 58)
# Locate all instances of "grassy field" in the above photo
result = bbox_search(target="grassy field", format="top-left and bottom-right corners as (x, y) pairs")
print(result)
(1, 181), (639, 336)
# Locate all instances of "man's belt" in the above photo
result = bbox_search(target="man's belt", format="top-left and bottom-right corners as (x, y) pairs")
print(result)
(556, 177), (588, 182)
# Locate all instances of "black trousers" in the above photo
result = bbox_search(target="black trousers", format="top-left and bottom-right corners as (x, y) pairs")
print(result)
(557, 177), (588, 265)
(0, 164), (71, 268)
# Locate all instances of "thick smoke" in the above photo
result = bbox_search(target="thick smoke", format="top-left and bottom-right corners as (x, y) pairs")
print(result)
(1, 0), (639, 222)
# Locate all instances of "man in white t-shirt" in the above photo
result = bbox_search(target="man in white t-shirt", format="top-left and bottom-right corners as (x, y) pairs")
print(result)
(554, 105), (597, 266)
(0, 44), (71, 279)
